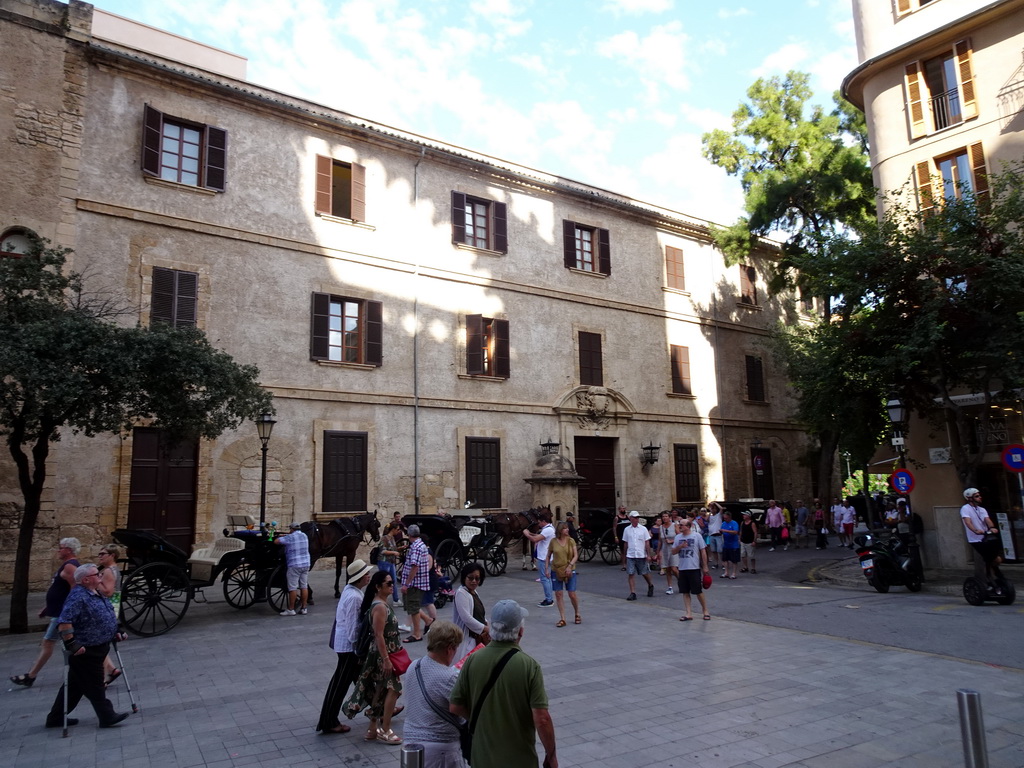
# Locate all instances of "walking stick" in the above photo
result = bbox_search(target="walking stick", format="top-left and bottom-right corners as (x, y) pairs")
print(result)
(62, 648), (70, 738)
(111, 638), (139, 713)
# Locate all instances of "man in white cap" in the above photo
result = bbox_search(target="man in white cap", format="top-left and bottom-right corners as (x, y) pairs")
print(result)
(316, 559), (373, 733)
(450, 599), (557, 768)
(276, 522), (310, 615)
(622, 511), (654, 600)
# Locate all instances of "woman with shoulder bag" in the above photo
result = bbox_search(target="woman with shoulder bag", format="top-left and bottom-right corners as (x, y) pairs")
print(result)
(452, 562), (488, 664)
(547, 521), (580, 627)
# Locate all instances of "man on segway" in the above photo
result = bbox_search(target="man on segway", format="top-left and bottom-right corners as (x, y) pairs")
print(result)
(960, 488), (1010, 601)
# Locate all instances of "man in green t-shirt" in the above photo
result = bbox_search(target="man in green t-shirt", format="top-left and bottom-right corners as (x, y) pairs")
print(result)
(450, 599), (557, 768)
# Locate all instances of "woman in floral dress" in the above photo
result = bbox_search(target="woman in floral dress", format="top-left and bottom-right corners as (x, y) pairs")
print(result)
(344, 570), (404, 744)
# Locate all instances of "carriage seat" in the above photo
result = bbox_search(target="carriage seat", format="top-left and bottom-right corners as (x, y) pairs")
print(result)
(189, 537), (246, 581)
(459, 526), (482, 546)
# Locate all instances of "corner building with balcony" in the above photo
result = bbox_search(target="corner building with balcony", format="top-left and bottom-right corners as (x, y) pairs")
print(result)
(0, 0), (817, 585)
(844, 0), (1024, 568)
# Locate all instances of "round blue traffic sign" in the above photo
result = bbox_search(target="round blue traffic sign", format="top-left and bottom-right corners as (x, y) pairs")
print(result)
(1002, 444), (1024, 473)
(890, 469), (915, 495)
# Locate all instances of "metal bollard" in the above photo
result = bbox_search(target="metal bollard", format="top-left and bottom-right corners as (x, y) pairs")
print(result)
(400, 742), (424, 768)
(957, 689), (989, 768)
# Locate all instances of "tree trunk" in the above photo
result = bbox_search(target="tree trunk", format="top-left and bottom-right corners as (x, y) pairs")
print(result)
(816, 430), (839, 504)
(8, 430), (50, 634)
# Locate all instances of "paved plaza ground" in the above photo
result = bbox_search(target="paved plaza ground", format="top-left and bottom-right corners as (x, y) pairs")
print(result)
(2, 559), (1023, 768)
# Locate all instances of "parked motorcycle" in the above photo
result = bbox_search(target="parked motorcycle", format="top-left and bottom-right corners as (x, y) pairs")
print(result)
(853, 533), (922, 593)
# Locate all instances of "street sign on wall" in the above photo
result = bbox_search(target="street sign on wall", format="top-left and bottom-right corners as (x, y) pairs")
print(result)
(889, 469), (915, 495)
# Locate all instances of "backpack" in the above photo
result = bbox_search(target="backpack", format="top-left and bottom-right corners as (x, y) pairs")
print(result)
(354, 607), (374, 658)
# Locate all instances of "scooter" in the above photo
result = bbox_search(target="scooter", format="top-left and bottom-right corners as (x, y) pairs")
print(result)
(853, 533), (922, 593)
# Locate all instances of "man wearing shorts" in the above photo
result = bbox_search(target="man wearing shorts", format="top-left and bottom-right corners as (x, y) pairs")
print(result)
(706, 502), (724, 569)
(400, 524), (431, 642)
(793, 500), (809, 549)
(841, 501), (857, 549)
(719, 511), (741, 579)
(622, 511), (654, 600)
(276, 523), (310, 616)
(672, 519), (710, 620)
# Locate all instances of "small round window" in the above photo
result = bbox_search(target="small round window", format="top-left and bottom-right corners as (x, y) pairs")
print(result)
(0, 227), (40, 257)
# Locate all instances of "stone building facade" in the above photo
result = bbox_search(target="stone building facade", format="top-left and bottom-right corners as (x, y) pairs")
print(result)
(1, 0), (816, 586)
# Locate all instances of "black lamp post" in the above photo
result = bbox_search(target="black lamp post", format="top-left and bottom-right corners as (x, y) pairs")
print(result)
(886, 398), (907, 469)
(256, 412), (276, 527)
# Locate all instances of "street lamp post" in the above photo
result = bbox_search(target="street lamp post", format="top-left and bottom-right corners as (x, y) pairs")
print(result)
(256, 412), (276, 528)
(886, 399), (908, 469)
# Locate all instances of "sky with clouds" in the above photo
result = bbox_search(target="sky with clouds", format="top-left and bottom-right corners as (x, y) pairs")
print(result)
(96, 0), (858, 228)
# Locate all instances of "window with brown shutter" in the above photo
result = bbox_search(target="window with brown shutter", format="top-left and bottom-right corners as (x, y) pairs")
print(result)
(323, 431), (367, 513)
(665, 245), (685, 290)
(151, 267), (198, 328)
(579, 331), (603, 386)
(466, 437), (501, 509)
(902, 39), (976, 138)
(563, 220), (611, 275)
(451, 192), (508, 253)
(310, 292), (383, 366)
(670, 345), (691, 395)
(141, 105), (227, 191)
(740, 265), (757, 306)
(745, 355), (765, 402)
(315, 155), (367, 221)
(673, 444), (701, 503)
(466, 315), (510, 379)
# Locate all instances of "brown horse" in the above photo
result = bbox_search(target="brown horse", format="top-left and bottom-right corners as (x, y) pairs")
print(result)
(487, 507), (549, 556)
(303, 511), (381, 598)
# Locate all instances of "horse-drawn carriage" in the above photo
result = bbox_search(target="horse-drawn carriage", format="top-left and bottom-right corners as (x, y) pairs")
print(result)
(399, 514), (510, 582)
(576, 507), (622, 564)
(113, 511), (381, 636)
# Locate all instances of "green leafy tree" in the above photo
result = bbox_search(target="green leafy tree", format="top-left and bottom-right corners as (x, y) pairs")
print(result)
(1, 246), (273, 633)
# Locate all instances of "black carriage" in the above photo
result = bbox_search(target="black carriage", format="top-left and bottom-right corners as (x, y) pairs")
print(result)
(112, 515), (289, 637)
(577, 507), (621, 565)
(401, 514), (508, 585)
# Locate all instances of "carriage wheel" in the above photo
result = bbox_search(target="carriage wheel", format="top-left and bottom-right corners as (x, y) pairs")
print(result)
(599, 529), (620, 565)
(223, 562), (259, 609)
(435, 539), (464, 583)
(578, 536), (596, 562)
(266, 565), (289, 613)
(121, 562), (192, 637)
(484, 546), (507, 577)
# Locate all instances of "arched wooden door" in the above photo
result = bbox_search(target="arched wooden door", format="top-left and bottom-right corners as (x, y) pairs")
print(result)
(126, 428), (197, 553)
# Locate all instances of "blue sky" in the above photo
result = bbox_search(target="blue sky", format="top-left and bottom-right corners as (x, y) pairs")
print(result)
(96, 0), (857, 227)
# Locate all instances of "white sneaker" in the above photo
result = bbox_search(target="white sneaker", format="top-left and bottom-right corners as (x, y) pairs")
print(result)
(784, 546), (789, 551)
(665, 587), (674, 595)
(298, 608), (308, 615)
(768, 547), (775, 552)
(280, 609), (296, 616)
(398, 624), (412, 632)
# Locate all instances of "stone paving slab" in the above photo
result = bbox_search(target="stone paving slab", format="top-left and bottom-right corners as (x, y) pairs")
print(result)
(2, 567), (1023, 768)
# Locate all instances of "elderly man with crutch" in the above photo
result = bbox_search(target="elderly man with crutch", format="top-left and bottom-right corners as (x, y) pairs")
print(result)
(45, 563), (131, 731)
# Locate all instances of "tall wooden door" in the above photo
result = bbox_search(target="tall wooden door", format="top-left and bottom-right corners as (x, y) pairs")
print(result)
(574, 436), (616, 508)
(751, 447), (775, 500)
(127, 428), (198, 553)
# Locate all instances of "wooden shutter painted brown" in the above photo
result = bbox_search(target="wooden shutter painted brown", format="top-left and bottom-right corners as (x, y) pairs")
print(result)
(364, 299), (383, 366)
(671, 345), (691, 395)
(915, 161), (935, 215)
(452, 192), (467, 244)
(955, 40), (978, 120)
(204, 126), (227, 191)
(579, 331), (603, 386)
(895, 0), (912, 16)
(673, 444), (700, 503)
(598, 228), (611, 275)
(563, 220), (576, 268)
(323, 431), (368, 513)
(311, 293), (331, 360)
(142, 104), (163, 177)
(969, 142), (989, 199)
(665, 246), (685, 290)
(174, 271), (198, 327)
(745, 355), (765, 401)
(466, 314), (484, 374)
(466, 437), (501, 508)
(492, 202), (508, 253)
(151, 267), (175, 325)
(350, 162), (367, 222)
(315, 155), (333, 215)
(740, 265), (757, 305)
(493, 318), (510, 378)
(904, 62), (927, 138)
(151, 267), (197, 327)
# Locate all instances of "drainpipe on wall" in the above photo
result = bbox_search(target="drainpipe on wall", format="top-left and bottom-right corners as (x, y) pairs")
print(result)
(412, 148), (426, 514)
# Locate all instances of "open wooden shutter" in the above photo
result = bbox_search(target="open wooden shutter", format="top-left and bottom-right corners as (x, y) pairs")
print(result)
(598, 228), (611, 275)
(969, 142), (989, 200)
(141, 104), (163, 177)
(563, 220), (576, 268)
(351, 162), (366, 222)
(204, 126), (227, 191)
(493, 319), (510, 379)
(955, 40), (978, 120)
(745, 355), (765, 401)
(151, 267), (175, 325)
(174, 271), (198, 327)
(492, 202), (508, 253)
(315, 155), (333, 215)
(311, 293), (331, 360)
(665, 246), (685, 290)
(904, 62), (927, 138)
(915, 161), (935, 216)
(364, 299), (383, 366)
(671, 345), (691, 395)
(895, 0), (912, 17)
(740, 265), (757, 305)
(466, 314), (484, 374)
(452, 192), (467, 244)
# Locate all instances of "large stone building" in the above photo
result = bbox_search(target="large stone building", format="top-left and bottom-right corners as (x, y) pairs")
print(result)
(1, 0), (816, 586)
(844, 0), (1024, 567)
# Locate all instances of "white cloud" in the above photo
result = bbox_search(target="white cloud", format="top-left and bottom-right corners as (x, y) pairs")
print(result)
(597, 21), (692, 100)
(602, 0), (674, 15)
(717, 7), (751, 19)
(752, 43), (810, 77)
